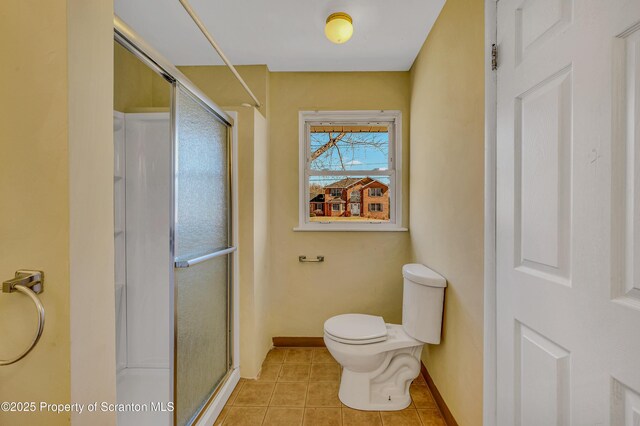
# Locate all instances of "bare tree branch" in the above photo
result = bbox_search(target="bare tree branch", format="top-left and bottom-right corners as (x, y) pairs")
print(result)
(310, 131), (389, 171)
(335, 144), (345, 170)
(311, 132), (345, 161)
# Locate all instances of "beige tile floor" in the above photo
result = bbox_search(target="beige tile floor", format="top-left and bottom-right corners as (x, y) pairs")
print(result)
(215, 347), (446, 426)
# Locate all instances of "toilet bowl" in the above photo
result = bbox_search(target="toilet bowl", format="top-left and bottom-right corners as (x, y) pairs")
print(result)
(324, 319), (423, 410)
(324, 264), (446, 411)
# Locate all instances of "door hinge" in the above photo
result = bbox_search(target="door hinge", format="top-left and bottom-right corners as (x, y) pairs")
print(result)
(491, 44), (498, 71)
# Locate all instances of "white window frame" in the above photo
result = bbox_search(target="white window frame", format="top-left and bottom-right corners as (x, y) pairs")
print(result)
(369, 188), (383, 197)
(332, 204), (341, 212)
(296, 110), (404, 231)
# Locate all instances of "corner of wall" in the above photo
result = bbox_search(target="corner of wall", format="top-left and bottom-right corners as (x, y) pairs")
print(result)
(232, 104), (272, 379)
(252, 107), (272, 370)
(408, 0), (485, 424)
(68, 1), (117, 424)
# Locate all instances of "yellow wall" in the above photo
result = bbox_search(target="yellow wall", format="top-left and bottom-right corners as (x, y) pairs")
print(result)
(1, 2), (115, 424)
(178, 66), (269, 117)
(0, 1), (71, 424)
(409, 0), (485, 424)
(114, 42), (169, 112)
(267, 72), (412, 337)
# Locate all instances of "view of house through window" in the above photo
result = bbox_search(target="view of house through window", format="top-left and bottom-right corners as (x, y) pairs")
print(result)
(307, 122), (393, 223)
(299, 111), (402, 230)
(309, 176), (391, 222)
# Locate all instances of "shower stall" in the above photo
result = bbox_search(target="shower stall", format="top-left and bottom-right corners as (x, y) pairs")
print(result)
(113, 18), (238, 426)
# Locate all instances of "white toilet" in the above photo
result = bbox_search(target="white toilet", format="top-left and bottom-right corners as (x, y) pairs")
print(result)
(323, 263), (446, 411)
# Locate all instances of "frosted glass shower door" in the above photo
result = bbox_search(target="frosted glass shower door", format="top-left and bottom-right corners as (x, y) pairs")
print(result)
(173, 85), (233, 426)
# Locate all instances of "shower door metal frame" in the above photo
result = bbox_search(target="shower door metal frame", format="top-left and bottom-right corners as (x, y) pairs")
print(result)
(172, 84), (235, 426)
(114, 16), (237, 426)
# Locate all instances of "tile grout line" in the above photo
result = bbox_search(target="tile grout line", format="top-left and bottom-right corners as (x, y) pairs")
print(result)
(302, 357), (310, 426)
(224, 347), (443, 426)
(259, 403), (268, 426)
(263, 377), (277, 424)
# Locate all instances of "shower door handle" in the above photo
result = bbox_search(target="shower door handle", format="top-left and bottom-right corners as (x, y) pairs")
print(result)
(175, 246), (237, 268)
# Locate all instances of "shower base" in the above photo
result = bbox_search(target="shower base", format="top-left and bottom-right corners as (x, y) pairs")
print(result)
(116, 367), (171, 426)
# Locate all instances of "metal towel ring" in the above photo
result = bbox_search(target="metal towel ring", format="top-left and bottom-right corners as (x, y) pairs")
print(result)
(1, 271), (46, 366)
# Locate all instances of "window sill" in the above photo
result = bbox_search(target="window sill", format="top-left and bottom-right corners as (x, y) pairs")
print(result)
(293, 226), (409, 232)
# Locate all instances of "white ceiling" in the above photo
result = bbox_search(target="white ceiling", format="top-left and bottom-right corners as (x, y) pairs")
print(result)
(114, 0), (446, 72)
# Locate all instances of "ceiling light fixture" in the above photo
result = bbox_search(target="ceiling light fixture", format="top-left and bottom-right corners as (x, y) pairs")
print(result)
(325, 12), (353, 44)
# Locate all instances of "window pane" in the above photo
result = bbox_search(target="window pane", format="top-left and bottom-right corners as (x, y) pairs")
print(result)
(309, 125), (389, 171)
(309, 175), (390, 223)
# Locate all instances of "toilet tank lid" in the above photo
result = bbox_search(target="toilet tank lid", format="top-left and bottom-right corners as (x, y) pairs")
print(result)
(402, 264), (447, 288)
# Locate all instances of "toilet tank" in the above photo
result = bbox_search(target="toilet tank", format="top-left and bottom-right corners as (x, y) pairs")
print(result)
(402, 264), (447, 344)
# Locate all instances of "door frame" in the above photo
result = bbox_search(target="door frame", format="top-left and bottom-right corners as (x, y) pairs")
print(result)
(483, 0), (498, 425)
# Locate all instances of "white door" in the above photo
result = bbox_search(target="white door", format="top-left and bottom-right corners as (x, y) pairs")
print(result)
(496, 1), (640, 424)
(351, 203), (360, 216)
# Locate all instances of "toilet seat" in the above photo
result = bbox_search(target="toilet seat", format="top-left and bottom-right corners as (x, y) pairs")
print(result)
(325, 323), (422, 355)
(325, 333), (386, 345)
(324, 314), (387, 345)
